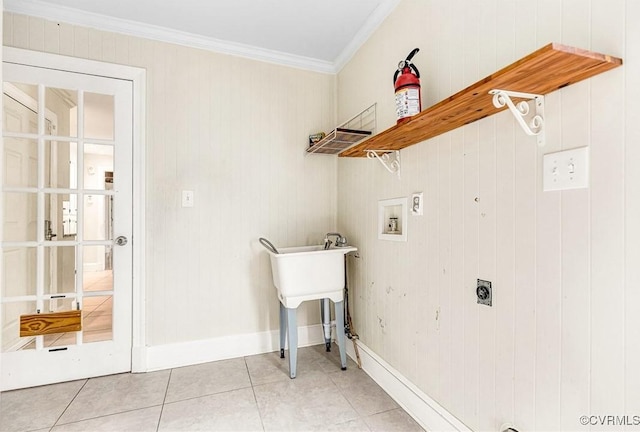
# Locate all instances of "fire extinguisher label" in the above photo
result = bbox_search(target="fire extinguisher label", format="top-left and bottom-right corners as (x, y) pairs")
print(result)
(395, 88), (420, 119)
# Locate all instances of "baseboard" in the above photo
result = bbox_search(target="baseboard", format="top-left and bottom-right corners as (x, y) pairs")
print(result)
(345, 340), (471, 432)
(83, 262), (103, 272)
(139, 325), (468, 431)
(142, 324), (325, 372)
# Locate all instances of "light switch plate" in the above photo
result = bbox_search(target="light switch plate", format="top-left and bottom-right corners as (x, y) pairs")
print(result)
(543, 146), (589, 191)
(181, 190), (194, 207)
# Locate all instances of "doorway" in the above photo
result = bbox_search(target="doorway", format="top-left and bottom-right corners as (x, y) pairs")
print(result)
(1, 49), (144, 391)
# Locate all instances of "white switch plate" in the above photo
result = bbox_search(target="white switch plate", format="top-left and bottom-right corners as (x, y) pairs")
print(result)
(543, 146), (589, 191)
(181, 190), (194, 207)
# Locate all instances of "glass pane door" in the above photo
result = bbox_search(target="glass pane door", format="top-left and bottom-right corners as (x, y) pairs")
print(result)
(1, 60), (133, 391)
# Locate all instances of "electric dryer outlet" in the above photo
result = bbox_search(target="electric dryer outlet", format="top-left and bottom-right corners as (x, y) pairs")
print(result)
(477, 279), (492, 306)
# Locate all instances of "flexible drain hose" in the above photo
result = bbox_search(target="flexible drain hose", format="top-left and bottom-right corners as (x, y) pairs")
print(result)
(344, 254), (362, 369)
(259, 237), (279, 254)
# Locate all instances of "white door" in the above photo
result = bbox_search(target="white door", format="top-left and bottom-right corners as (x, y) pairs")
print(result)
(1, 61), (133, 391)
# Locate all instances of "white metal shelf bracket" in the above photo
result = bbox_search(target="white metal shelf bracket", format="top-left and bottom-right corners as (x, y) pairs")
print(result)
(366, 150), (401, 179)
(489, 89), (545, 146)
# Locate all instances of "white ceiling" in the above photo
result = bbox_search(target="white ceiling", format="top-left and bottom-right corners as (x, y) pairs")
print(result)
(4, 0), (401, 73)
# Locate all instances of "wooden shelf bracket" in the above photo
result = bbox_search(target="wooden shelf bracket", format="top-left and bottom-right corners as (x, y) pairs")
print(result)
(489, 89), (545, 146)
(366, 150), (401, 179)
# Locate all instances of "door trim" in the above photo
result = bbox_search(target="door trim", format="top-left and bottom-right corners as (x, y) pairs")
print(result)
(3, 47), (148, 372)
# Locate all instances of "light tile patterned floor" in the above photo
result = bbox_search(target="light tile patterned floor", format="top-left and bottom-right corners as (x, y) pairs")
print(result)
(0, 344), (425, 432)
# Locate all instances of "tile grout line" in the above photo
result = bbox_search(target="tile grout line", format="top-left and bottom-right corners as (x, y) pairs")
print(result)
(50, 378), (89, 429)
(244, 356), (267, 432)
(155, 368), (173, 432)
(328, 369), (364, 425)
(328, 367), (414, 431)
(50, 405), (165, 430)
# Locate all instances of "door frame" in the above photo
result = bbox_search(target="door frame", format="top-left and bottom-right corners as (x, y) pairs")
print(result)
(2, 46), (148, 372)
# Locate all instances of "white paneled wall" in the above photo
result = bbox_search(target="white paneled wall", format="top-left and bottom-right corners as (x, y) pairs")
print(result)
(3, 13), (338, 345)
(337, 0), (640, 430)
(4, 2), (640, 430)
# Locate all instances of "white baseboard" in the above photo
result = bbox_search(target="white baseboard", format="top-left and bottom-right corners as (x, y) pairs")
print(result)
(139, 325), (468, 431)
(142, 324), (325, 372)
(83, 262), (103, 272)
(345, 339), (471, 432)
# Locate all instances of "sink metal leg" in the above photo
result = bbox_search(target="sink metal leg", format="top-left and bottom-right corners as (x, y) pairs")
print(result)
(279, 302), (286, 359)
(320, 298), (331, 352)
(286, 307), (298, 378)
(334, 300), (347, 370)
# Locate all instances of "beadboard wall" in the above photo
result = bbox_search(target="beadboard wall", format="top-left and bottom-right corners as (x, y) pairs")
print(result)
(337, 0), (640, 431)
(2, 12), (338, 346)
(4, 2), (640, 430)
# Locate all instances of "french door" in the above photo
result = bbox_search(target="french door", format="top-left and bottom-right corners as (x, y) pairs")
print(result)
(1, 60), (133, 391)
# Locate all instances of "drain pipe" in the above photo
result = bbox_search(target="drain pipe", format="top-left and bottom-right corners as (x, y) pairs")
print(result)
(344, 254), (362, 368)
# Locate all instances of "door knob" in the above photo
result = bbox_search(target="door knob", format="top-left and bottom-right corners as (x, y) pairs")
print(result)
(115, 236), (128, 246)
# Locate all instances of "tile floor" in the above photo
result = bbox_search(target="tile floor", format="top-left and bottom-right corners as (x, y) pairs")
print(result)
(0, 344), (425, 432)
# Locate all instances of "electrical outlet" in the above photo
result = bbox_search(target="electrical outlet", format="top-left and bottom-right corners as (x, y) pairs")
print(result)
(477, 279), (492, 306)
(181, 190), (194, 207)
(543, 146), (589, 191)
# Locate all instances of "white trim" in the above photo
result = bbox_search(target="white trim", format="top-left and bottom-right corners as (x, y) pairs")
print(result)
(142, 324), (326, 372)
(0, 0), (4, 400)
(3, 46), (146, 81)
(4, 0), (399, 74)
(130, 60), (147, 374)
(345, 340), (471, 432)
(82, 262), (103, 272)
(2, 47), (148, 374)
(333, 0), (402, 73)
(4, 0), (333, 73)
(3, 322), (29, 351)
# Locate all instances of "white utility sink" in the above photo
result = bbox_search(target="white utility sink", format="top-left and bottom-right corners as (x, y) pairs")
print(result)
(266, 245), (357, 309)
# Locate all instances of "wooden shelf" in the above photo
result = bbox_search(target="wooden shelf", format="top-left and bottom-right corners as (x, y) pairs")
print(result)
(339, 43), (622, 158)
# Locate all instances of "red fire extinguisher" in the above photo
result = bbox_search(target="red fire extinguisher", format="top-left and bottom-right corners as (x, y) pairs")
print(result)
(393, 48), (421, 124)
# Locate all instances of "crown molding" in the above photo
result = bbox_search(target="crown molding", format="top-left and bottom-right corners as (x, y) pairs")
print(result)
(333, 0), (402, 73)
(4, 0), (399, 74)
(4, 0), (337, 73)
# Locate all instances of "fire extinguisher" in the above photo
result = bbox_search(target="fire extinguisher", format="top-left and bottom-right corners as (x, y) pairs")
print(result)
(393, 48), (421, 124)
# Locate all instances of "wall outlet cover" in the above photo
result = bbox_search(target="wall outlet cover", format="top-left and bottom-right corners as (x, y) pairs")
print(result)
(411, 192), (423, 216)
(181, 190), (194, 207)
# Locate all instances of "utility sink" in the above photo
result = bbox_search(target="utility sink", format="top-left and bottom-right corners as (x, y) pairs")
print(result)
(265, 245), (357, 308)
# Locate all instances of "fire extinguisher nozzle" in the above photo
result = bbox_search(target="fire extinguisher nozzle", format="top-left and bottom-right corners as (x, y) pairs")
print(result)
(406, 48), (420, 62)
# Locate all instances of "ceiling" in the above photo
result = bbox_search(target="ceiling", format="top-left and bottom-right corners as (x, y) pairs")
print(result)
(4, 0), (401, 73)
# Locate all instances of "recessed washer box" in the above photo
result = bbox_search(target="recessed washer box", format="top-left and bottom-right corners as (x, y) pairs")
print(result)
(378, 197), (408, 242)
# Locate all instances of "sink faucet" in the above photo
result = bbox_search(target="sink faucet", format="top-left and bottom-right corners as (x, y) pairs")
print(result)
(324, 232), (347, 249)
